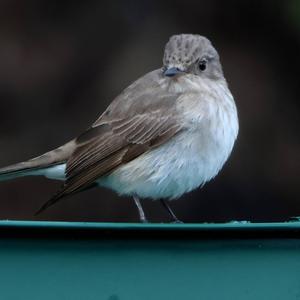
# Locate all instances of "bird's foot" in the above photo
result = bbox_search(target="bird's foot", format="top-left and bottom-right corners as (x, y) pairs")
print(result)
(171, 219), (184, 224)
(141, 218), (149, 224)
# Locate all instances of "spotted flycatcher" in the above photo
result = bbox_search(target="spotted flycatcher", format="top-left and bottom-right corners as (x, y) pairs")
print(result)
(0, 34), (238, 222)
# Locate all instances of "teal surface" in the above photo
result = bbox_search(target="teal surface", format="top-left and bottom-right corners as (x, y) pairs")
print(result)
(1, 219), (300, 230)
(0, 221), (300, 300)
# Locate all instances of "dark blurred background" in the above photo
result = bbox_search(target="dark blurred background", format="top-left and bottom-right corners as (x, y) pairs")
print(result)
(0, 0), (299, 223)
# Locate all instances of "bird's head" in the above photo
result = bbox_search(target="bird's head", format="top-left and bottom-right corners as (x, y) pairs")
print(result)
(162, 34), (224, 81)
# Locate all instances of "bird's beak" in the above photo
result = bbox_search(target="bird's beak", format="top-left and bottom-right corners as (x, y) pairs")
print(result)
(164, 67), (184, 77)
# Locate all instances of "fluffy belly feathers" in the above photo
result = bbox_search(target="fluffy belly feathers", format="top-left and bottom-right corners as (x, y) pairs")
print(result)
(99, 84), (238, 200)
(98, 120), (237, 200)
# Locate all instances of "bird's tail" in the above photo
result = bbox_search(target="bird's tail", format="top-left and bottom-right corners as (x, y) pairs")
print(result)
(0, 140), (76, 182)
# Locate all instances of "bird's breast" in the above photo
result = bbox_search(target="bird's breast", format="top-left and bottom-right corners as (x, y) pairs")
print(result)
(99, 104), (238, 200)
(99, 79), (238, 200)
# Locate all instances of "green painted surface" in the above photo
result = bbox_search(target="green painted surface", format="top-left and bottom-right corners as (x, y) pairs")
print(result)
(1, 219), (300, 230)
(0, 221), (300, 300)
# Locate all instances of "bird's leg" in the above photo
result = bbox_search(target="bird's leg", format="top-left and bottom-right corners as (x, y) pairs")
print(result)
(133, 195), (148, 223)
(160, 199), (183, 223)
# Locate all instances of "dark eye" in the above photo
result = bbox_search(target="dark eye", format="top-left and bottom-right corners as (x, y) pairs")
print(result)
(198, 59), (207, 71)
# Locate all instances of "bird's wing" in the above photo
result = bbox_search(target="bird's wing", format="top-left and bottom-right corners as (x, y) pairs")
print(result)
(36, 70), (184, 213)
(66, 112), (182, 190)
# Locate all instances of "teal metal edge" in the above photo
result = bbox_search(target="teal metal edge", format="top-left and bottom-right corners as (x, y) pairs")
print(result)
(0, 220), (300, 231)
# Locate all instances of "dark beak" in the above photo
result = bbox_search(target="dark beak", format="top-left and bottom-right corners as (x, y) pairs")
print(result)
(164, 67), (184, 77)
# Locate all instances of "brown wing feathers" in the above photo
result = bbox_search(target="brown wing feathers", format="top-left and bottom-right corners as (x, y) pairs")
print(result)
(35, 110), (182, 214)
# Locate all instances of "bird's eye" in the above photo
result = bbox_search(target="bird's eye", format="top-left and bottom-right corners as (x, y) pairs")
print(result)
(198, 59), (207, 71)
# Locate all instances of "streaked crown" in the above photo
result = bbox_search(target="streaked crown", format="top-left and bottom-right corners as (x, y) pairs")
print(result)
(163, 34), (223, 79)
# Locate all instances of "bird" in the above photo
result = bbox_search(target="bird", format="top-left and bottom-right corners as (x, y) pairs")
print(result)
(0, 34), (238, 223)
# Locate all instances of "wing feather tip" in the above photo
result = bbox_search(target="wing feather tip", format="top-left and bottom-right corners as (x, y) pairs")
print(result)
(34, 193), (64, 216)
